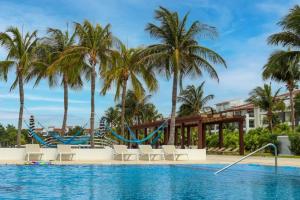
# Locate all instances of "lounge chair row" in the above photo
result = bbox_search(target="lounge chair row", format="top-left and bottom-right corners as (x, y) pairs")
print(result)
(25, 144), (75, 161)
(207, 147), (239, 154)
(113, 145), (189, 161)
(25, 144), (190, 162)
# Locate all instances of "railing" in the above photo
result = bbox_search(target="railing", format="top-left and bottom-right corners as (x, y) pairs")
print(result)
(215, 143), (278, 175)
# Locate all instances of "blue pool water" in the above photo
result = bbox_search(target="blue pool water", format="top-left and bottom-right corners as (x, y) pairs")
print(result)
(0, 164), (300, 200)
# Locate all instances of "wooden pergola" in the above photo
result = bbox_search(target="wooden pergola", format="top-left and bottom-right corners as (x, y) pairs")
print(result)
(130, 114), (245, 155)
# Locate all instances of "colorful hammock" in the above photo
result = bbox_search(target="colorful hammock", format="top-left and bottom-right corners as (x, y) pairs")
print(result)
(106, 119), (168, 143)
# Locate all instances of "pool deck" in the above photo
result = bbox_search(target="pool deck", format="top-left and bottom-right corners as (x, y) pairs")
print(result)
(1, 155), (300, 167)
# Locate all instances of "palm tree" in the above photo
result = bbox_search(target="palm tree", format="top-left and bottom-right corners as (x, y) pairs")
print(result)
(52, 20), (112, 147)
(268, 5), (300, 62)
(246, 84), (285, 131)
(44, 28), (83, 133)
(0, 27), (39, 146)
(101, 41), (157, 136)
(267, 5), (300, 131)
(143, 7), (226, 144)
(104, 106), (120, 128)
(263, 50), (300, 130)
(177, 82), (214, 117)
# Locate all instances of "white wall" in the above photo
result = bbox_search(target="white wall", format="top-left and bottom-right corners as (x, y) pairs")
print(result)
(0, 148), (206, 162)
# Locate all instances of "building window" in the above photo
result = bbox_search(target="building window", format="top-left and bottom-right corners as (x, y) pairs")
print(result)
(249, 120), (255, 128)
(248, 110), (254, 117)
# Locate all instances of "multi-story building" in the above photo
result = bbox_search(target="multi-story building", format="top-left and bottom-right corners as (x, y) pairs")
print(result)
(214, 90), (300, 132)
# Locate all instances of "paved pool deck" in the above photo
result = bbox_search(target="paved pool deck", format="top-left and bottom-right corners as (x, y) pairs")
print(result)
(1, 155), (300, 167)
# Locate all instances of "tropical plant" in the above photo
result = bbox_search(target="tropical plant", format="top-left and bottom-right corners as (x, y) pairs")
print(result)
(268, 5), (300, 63)
(267, 5), (300, 130)
(245, 127), (278, 153)
(51, 20), (113, 147)
(289, 133), (300, 155)
(101, 41), (157, 136)
(263, 50), (300, 130)
(143, 7), (226, 144)
(295, 93), (300, 120)
(28, 28), (84, 133)
(0, 27), (40, 146)
(117, 90), (162, 125)
(104, 106), (120, 128)
(246, 84), (285, 130)
(177, 82), (214, 117)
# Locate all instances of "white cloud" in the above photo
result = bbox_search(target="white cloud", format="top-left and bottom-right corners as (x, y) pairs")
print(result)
(0, 93), (88, 104)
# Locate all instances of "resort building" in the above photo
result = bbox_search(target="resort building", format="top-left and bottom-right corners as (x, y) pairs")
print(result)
(213, 90), (300, 132)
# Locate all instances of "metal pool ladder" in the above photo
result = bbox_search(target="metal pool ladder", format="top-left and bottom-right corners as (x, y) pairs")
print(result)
(215, 143), (278, 175)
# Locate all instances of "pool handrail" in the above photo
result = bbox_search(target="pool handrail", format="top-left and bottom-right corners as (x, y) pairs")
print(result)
(215, 143), (278, 175)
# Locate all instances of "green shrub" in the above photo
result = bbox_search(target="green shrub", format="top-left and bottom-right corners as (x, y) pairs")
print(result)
(245, 127), (278, 153)
(273, 123), (291, 135)
(206, 129), (239, 148)
(206, 133), (219, 147)
(289, 133), (300, 155)
(223, 130), (238, 148)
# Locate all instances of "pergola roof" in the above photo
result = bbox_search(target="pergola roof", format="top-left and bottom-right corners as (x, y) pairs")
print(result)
(131, 114), (245, 129)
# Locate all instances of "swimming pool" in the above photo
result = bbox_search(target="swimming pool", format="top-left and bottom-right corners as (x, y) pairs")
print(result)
(0, 164), (299, 200)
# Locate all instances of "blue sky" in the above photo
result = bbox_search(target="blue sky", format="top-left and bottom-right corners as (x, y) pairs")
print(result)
(0, 0), (299, 127)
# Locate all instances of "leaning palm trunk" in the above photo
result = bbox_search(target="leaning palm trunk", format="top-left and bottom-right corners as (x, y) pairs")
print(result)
(17, 74), (24, 147)
(90, 64), (96, 148)
(168, 73), (178, 145)
(62, 76), (68, 135)
(288, 85), (295, 131)
(120, 81), (127, 138)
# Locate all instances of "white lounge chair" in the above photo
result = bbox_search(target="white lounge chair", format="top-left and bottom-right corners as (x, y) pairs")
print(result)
(138, 145), (165, 161)
(113, 145), (138, 161)
(162, 145), (189, 161)
(57, 144), (75, 161)
(25, 144), (44, 161)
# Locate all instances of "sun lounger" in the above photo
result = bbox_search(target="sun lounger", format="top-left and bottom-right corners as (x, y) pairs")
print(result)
(216, 147), (226, 154)
(207, 147), (215, 152)
(162, 145), (189, 161)
(25, 144), (44, 161)
(208, 147), (218, 153)
(223, 147), (233, 154)
(223, 147), (239, 155)
(113, 145), (138, 161)
(231, 147), (239, 154)
(57, 144), (75, 161)
(138, 145), (164, 161)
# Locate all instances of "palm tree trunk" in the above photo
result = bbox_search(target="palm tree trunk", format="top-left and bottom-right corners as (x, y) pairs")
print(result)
(288, 85), (295, 131)
(267, 110), (273, 132)
(121, 81), (127, 137)
(17, 75), (24, 147)
(62, 75), (68, 135)
(168, 72), (178, 145)
(90, 64), (96, 148)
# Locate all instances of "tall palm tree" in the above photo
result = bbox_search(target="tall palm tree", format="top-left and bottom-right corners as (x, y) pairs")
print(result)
(263, 50), (300, 130)
(143, 7), (226, 144)
(0, 27), (39, 146)
(177, 82), (214, 117)
(101, 41), (158, 136)
(266, 5), (300, 131)
(45, 28), (83, 133)
(246, 84), (285, 131)
(52, 20), (112, 147)
(27, 28), (84, 133)
(268, 5), (300, 62)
